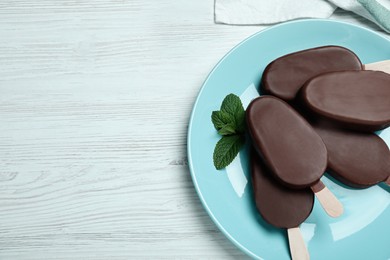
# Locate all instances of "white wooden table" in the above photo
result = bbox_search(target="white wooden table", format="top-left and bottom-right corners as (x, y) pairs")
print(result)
(0, 1), (387, 259)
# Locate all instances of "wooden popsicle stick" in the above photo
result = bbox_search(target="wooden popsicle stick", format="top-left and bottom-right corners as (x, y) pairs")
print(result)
(385, 176), (390, 186)
(364, 60), (390, 74)
(310, 180), (344, 218)
(287, 227), (310, 260)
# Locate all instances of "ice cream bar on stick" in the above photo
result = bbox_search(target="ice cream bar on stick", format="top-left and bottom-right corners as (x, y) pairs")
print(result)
(301, 70), (390, 132)
(312, 121), (390, 188)
(247, 96), (343, 217)
(251, 150), (312, 260)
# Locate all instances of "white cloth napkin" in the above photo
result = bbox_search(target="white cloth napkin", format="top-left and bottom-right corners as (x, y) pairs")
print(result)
(215, 0), (336, 24)
(215, 0), (390, 32)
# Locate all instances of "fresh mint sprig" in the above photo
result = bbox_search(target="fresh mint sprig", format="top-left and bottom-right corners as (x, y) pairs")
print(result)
(211, 94), (246, 170)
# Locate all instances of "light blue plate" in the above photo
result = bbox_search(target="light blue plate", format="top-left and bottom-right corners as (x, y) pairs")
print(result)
(187, 19), (390, 260)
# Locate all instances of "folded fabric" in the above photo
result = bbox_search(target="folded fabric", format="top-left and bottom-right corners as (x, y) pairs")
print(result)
(215, 0), (390, 33)
(357, 0), (390, 32)
(215, 0), (336, 24)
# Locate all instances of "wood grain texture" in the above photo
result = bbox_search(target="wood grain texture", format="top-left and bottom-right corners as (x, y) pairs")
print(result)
(0, 1), (388, 259)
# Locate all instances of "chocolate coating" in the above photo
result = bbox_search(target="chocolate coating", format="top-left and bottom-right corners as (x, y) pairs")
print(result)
(246, 96), (328, 189)
(313, 122), (390, 188)
(251, 150), (314, 229)
(261, 46), (362, 101)
(302, 70), (390, 132)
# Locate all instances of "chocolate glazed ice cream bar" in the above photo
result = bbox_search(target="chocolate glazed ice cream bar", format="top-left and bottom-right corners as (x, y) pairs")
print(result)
(251, 150), (313, 260)
(261, 45), (390, 188)
(301, 70), (390, 132)
(311, 121), (390, 188)
(247, 96), (343, 218)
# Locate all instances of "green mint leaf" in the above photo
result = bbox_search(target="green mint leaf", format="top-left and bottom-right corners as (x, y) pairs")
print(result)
(235, 109), (246, 134)
(220, 94), (245, 133)
(221, 94), (244, 116)
(210, 93), (247, 170)
(217, 124), (236, 135)
(211, 111), (235, 130)
(213, 135), (245, 170)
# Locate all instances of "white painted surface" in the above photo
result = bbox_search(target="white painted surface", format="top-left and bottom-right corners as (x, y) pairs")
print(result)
(0, 1), (387, 259)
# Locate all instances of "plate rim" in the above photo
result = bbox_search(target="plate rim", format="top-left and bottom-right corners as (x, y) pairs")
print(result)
(187, 18), (390, 259)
